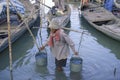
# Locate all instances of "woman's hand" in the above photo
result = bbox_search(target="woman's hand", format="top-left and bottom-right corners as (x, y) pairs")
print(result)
(40, 46), (45, 50)
(74, 51), (78, 55)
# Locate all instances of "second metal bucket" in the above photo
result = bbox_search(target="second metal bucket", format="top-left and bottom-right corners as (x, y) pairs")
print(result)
(35, 52), (47, 66)
(70, 56), (83, 72)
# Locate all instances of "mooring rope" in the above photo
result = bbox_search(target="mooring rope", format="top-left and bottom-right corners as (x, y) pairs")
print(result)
(7, 0), (13, 80)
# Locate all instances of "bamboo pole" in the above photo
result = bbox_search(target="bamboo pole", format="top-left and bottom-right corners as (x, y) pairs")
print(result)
(78, 31), (84, 52)
(15, 4), (41, 29)
(62, 27), (83, 33)
(7, 0), (13, 80)
(33, 26), (88, 35)
(24, 20), (40, 50)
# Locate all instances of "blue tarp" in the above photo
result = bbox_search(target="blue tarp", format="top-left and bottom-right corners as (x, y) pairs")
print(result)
(104, 0), (114, 12)
(0, 0), (25, 14)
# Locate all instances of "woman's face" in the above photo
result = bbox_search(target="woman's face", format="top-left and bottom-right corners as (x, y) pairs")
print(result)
(50, 28), (57, 33)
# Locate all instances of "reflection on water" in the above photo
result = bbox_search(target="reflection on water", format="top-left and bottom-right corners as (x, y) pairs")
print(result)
(80, 17), (120, 59)
(0, 28), (38, 70)
(0, 2), (120, 80)
(54, 71), (67, 80)
(70, 72), (82, 80)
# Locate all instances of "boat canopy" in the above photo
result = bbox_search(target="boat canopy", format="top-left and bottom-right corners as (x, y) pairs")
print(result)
(104, 0), (114, 12)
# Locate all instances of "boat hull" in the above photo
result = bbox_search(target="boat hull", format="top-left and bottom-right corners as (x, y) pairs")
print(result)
(114, 0), (120, 8)
(0, 0), (39, 53)
(46, 5), (71, 28)
(0, 18), (37, 53)
(81, 3), (120, 41)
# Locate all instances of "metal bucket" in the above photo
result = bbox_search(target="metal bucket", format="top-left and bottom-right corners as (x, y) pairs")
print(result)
(70, 56), (83, 72)
(35, 52), (47, 66)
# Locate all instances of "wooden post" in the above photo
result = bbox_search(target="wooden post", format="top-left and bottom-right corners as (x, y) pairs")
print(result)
(7, 0), (13, 80)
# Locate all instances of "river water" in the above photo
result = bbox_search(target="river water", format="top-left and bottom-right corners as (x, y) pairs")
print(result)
(0, 2), (120, 80)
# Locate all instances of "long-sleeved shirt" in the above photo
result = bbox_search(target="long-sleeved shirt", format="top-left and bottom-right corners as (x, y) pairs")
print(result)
(46, 30), (76, 60)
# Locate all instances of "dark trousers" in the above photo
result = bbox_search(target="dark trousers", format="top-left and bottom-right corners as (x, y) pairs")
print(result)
(55, 58), (67, 67)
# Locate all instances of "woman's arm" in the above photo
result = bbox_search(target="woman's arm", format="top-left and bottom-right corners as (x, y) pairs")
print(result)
(62, 32), (78, 55)
(40, 36), (50, 50)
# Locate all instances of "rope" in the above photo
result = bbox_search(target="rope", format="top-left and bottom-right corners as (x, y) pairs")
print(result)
(25, 20), (40, 50)
(78, 31), (84, 53)
(7, 0), (13, 80)
(39, 0), (43, 46)
(39, 0), (47, 53)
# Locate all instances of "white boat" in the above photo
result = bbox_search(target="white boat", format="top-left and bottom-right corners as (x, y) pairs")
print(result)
(114, 0), (120, 8)
(82, 3), (120, 41)
(46, 5), (71, 28)
(0, 0), (38, 52)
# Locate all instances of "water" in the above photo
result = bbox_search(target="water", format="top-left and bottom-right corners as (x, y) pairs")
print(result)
(35, 52), (47, 66)
(0, 2), (120, 80)
(70, 57), (82, 64)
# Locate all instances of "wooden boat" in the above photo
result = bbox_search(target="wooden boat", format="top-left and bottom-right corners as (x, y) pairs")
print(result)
(0, 0), (39, 53)
(112, 6), (120, 19)
(0, 0), (25, 25)
(114, 0), (120, 9)
(46, 4), (71, 28)
(81, 3), (120, 41)
(0, 2), (7, 24)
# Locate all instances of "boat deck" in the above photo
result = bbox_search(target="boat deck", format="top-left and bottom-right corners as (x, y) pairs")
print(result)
(83, 7), (115, 22)
(82, 3), (120, 41)
(46, 5), (71, 27)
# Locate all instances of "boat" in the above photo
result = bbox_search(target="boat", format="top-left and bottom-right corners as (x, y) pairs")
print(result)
(0, 0), (25, 25)
(81, 3), (120, 41)
(46, 4), (71, 28)
(112, 0), (120, 19)
(0, 0), (39, 53)
(0, 4), (7, 24)
(114, 0), (120, 9)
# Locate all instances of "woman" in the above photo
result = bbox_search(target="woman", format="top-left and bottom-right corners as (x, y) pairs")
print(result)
(40, 21), (78, 71)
